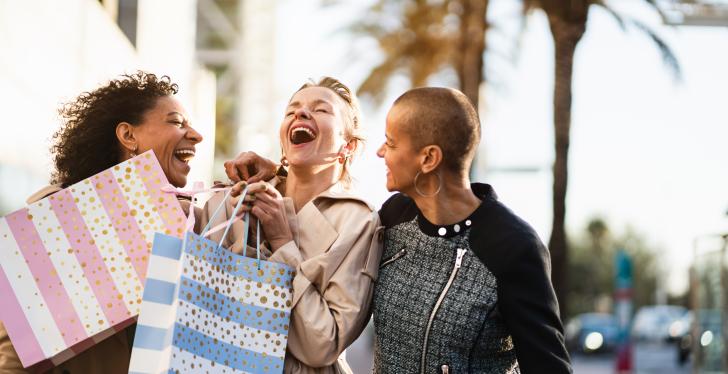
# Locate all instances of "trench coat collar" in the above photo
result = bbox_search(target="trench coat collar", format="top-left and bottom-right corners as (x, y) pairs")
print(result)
(281, 179), (374, 261)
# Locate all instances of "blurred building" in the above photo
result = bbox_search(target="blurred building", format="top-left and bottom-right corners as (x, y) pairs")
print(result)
(196, 0), (278, 176)
(0, 0), (217, 214)
(690, 234), (728, 373)
(660, 0), (728, 27)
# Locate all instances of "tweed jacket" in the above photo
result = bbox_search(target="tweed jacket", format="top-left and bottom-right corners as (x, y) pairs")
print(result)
(373, 183), (571, 374)
(199, 178), (383, 374)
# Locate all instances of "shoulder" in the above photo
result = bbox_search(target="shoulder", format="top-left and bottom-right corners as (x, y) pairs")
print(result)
(315, 190), (380, 231)
(316, 183), (376, 212)
(378, 193), (418, 228)
(468, 185), (549, 276)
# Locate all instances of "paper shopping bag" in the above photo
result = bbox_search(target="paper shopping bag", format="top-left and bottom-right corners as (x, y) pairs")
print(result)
(129, 188), (295, 374)
(0, 150), (186, 370)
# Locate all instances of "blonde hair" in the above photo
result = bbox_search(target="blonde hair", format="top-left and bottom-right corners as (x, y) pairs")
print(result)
(295, 77), (365, 186)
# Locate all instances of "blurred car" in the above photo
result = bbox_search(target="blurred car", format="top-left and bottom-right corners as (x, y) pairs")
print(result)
(631, 305), (688, 342)
(679, 309), (722, 369)
(565, 313), (619, 354)
(673, 311), (693, 365)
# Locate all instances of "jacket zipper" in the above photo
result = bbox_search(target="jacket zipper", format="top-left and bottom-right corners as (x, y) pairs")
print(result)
(420, 248), (467, 374)
(380, 248), (407, 268)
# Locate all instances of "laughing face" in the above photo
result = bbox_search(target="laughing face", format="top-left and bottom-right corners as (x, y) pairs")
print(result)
(133, 96), (202, 187)
(377, 104), (420, 193)
(280, 87), (349, 168)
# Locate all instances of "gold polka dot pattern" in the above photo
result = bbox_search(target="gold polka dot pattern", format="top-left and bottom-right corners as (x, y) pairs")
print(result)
(0, 150), (187, 367)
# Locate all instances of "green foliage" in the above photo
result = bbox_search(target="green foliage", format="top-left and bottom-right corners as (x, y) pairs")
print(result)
(214, 96), (237, 158)
(351, 0), (463, 104)
(566, 218), (660, 319)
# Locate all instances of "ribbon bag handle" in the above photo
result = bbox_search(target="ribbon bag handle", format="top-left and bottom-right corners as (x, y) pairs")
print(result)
(161, 182), (233, 234)
(217, 186), (262, 269)
(199, 188), (233, 237)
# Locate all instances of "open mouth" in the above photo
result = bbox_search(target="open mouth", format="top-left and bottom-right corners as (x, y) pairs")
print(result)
(173, 148), (195, 163)
(290, 125), (317, 145)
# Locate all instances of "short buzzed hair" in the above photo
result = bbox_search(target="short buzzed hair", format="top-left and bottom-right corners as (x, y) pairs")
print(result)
(392, 87), (481, 173)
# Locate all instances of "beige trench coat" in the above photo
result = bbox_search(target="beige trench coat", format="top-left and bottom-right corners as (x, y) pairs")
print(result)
(199, 179), (383, 374)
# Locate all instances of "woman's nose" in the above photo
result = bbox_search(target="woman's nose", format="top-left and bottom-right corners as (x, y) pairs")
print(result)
(376, 143), (385, 157)
(186, 125), (203, 144)
(294, 107), (312, 120)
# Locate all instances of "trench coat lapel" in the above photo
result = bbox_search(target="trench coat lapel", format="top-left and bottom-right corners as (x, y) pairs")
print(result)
(294, 201), (338, 260)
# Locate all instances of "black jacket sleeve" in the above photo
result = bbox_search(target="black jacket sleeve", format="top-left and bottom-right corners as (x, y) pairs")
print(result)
(497, 234), (572, 373)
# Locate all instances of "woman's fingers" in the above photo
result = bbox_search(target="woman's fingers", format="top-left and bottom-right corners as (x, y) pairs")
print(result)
(250, 197), (293, 252)
(223, 153), (250, 182)
(244, 181), (268, 195)
(230, 181), (247, 197)
(247, 157), (278, 183)
(223, 151), (277, 183)
(244, 182), (280, 201)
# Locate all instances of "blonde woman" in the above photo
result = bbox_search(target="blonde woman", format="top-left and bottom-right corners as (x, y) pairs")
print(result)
(202, 77), (382, 373)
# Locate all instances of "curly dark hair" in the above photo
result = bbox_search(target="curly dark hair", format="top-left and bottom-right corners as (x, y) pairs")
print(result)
(50, 71), (178, 187)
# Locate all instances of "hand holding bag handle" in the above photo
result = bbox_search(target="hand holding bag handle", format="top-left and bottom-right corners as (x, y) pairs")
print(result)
(215, 185), (263, 269)
(164, 182), (262, 268)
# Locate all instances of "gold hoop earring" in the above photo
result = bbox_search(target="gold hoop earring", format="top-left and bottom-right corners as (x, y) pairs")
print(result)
(414, 171), (442, 197)
(280, 155), (289, 167)
(337, 152), (350, 165)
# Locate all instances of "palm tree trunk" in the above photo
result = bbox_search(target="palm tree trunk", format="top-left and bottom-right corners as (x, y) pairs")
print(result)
(456, 0), (488, 110)
(547, 15), (585, 319)
(456, 0), (487, 178)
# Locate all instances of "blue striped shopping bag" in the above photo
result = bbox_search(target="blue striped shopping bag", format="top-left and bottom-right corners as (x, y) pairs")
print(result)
(128, 186), (295, 373)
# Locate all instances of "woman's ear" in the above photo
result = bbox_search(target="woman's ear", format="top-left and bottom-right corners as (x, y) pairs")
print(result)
(344, 139), (357, 155)
(420, 145), (443, 174)
(337, 140), (357, 161)
(115, 122), (137, 153)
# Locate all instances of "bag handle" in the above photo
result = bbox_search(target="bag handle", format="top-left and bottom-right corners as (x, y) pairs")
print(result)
(199, 188), (233, 237)
(216, 186), (263, 269)
(163, 182), (262, 268)
(161, 182), (232, 234)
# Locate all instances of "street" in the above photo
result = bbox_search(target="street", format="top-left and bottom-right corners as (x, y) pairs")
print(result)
(347, 325), (691, 374)
(572, 341), (690, 374)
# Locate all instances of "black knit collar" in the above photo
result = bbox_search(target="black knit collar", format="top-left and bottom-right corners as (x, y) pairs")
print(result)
(416, 183), (497, 238)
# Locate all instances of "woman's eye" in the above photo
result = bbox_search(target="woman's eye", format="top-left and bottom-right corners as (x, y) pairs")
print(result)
(285, 112), (294, 117)
(315, 108), (329, 113)
(173, 122), (184, 128)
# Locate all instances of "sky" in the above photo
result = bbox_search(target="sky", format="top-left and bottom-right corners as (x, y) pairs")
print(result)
(0, 0), (724, 297)
(273, 0), (728, 295)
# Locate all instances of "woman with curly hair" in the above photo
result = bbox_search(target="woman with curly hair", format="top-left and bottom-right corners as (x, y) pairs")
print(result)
(0, 71), (203, 373)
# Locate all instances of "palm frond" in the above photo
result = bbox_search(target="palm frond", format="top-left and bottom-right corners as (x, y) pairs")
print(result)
(597, 3), (627, 31)
(357, 59), (402, 104)
(629, 19), (682, 81)
(595, 1), (681, 81)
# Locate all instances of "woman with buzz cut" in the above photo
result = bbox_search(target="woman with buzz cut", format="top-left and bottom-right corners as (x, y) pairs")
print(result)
(372, 87), (572, 374)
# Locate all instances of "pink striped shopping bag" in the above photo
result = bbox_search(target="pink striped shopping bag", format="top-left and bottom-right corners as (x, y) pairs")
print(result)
(0, 150), (186, 370)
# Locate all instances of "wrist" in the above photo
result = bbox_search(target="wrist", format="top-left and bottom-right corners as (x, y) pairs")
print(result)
(269, 237), (292, 252)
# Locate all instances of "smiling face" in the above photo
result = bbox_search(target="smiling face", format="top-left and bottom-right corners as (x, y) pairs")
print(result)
(132, 96), (203, 187)
(376, 104), (421, 193)
(279, 86), (350, 168)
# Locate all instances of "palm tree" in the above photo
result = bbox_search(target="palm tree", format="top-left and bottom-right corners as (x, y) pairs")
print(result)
(522, 0), (680, 317)
(352, 0), (679, 319)
(352, 0), (489, 109)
